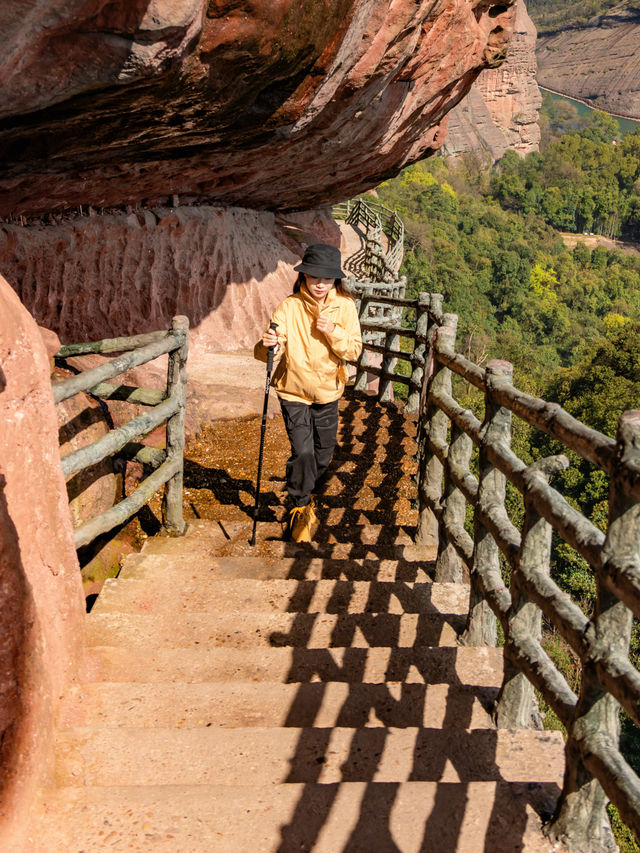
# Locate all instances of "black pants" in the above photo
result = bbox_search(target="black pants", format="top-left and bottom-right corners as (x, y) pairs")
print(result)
(279, 399), (340, 507)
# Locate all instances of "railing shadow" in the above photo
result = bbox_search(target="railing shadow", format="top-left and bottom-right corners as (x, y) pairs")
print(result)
(182, 458), (280, 521)
(255, 390), (558, 852)
(266, 573), (555, 852)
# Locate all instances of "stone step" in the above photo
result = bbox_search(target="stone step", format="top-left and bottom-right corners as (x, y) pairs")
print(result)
(26, 781), (559, 853)
(176, 517), (436, 561)
(91, 577), (466, 616)
(59, 681), (496, 730)
(288, 523), (416, 546)
(54, 726), (564, 788)
(183, 517), (419, 546)
(176, 517), (421, 548)
(218, 536), (433, 562)
(139, 524), (230, 555)
(119, 553), (435, 583)
(322, 507), (417, 526)
(82, 644), (504, 686)
(85, 611), (464, 649)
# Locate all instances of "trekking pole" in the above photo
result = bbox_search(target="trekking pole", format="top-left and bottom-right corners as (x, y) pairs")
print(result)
(250, 322), (278, 546)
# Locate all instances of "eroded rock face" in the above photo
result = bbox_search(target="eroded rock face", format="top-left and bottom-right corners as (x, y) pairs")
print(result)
(0, 0), (518, 217)
(0, 205), (339, 354)
(0, 275), (84, 850)
(444, 0), (541, 161)
(536, 8), (640, 119)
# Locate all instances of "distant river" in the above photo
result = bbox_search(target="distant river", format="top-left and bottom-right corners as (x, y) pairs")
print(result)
(539, 87), (640, 136)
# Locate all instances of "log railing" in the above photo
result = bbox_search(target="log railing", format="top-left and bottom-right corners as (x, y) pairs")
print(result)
(348, 289), (443, 411)
(336, 194), (637, 845)
(335, 197), (407, 365)
(53, 316), (189, 549)
(415, 306), (640, 850)
(333, 198), (404, 280)
(348, 277), (407, 373)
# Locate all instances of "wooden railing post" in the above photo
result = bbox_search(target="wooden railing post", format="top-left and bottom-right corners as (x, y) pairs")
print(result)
(406, 292), (429, 414)
(162, 314), (189, 535)
(417, 292), (443, 422)
(548, 410), (640, 850)
(355, 287), (373, 392)
(379, 319), (399, 404)
(460, 359), (513, 647)
(434, 318), (471, 583)
(415, 311), (455, 547)
(495, 455), (569, 728)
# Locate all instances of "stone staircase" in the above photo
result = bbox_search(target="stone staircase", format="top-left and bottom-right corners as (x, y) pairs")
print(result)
(25, 396), (565, 852)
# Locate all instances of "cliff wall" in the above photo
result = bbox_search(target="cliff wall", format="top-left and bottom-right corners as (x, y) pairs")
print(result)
(0, 206), (339, 354)
(0, 277), (85, 851)
(0, 0), (519, 218)
(444, 0), (541, 161)
(536, 7), (640, 119)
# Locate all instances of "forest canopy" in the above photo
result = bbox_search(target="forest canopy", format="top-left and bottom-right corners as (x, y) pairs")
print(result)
(371, 102), (640, 850)
(373, 95), (640, 616)
(375, 134), (640, 389)
(526, 0), (631, 33)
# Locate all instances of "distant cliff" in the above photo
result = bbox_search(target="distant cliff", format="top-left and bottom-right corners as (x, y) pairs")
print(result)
(536, 5), (640, 119)
(443, 0), (541, 161)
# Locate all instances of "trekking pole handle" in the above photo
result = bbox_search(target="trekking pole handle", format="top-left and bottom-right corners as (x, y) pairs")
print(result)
(266, 322), (278, 372)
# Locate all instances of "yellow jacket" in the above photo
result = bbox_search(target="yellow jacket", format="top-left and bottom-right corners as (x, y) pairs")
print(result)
(254, 286), (363, 404)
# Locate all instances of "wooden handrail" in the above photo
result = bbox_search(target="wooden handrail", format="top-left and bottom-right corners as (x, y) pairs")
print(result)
(435, 346), (618, 471)
(416, 316), (640, 848)
(339, 196), (640, 844)
(54, 316), (189, 547)
(335, 197), (404, 281)
(60, 395), (180, 479)
(52, 331), (185, 403)
(348, 288), (444, 413)
(56, 329), (170, 357)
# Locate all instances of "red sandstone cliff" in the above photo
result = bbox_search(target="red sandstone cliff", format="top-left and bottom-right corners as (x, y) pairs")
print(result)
(0, 0), (525, 357)
(0, 205), (337, 354)
(0, 276), (85, 852)
(443, 0), (541, 161)
(0, 0), (518, 218)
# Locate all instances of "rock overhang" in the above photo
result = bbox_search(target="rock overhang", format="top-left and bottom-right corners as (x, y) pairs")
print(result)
(0, 0), (518, 217)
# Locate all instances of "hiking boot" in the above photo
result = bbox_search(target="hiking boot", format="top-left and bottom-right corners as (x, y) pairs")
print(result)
(293, 502), (319, 543)
(284, 502), (318, 543)
(283, 506), (305, 541)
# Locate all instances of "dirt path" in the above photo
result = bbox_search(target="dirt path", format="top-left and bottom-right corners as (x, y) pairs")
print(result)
(186, 348), (280, 423)
(560, 232), (640, 257)
(145, 390), (419, 539)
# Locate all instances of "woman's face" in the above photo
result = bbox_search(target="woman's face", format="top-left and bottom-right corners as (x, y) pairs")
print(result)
(305, 275), (334, 303)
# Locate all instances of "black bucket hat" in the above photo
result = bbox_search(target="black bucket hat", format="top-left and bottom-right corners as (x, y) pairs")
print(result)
(294, 243), (346, 278)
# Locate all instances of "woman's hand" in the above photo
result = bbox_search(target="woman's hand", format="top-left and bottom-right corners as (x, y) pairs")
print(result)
(262, 327), (279, 348)
(315, 316), (335, 335)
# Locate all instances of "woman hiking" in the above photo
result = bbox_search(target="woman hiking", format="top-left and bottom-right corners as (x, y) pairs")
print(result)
(254, 243), (363, 542)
